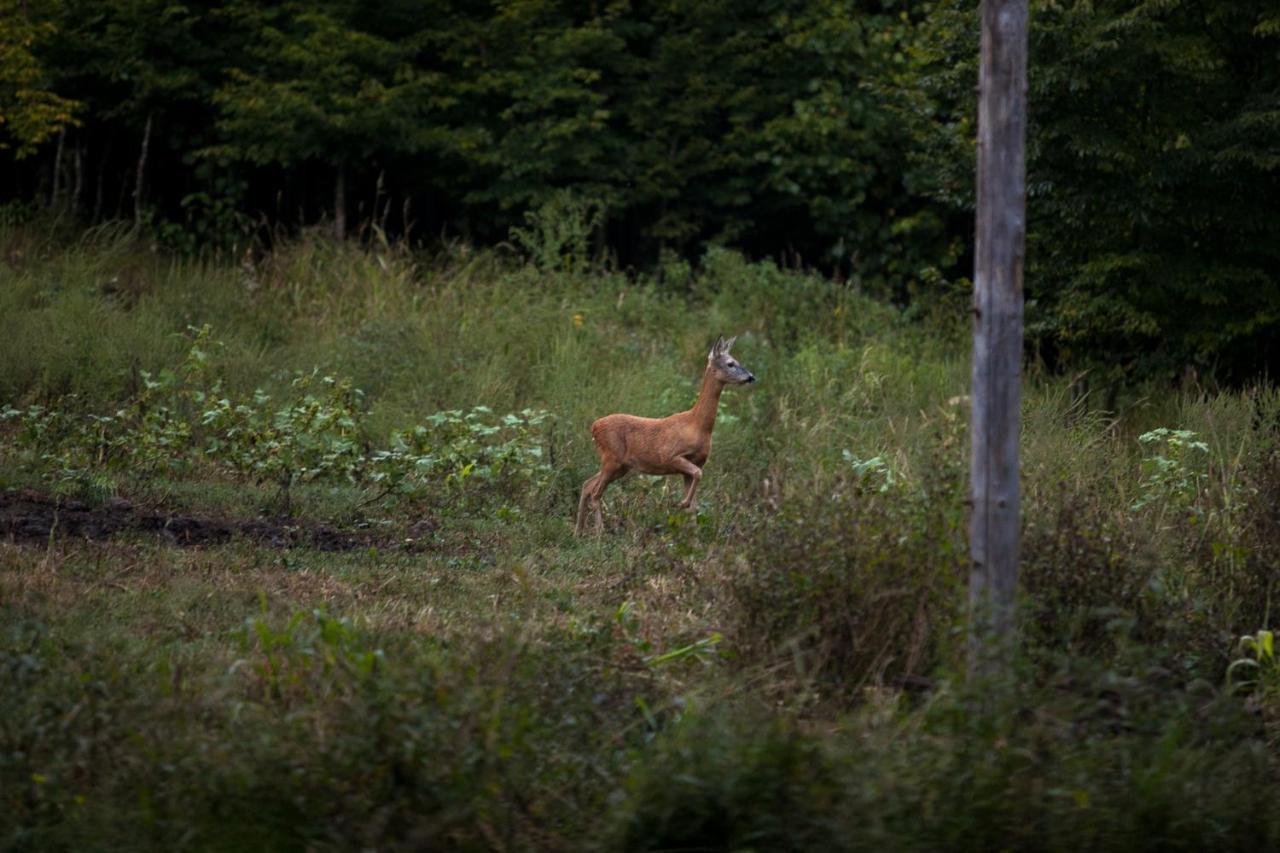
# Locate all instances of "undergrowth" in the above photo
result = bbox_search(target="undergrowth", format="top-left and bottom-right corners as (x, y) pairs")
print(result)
(3, 223), (1280, 849)
(1, 325), (551, 516)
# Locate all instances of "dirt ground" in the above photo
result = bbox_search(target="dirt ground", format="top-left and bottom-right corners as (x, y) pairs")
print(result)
(0, 489), (430, 551)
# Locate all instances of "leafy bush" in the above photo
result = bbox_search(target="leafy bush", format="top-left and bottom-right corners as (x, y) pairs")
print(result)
(198, 371), (366, 500)
(614, 657), (1280, 852)
(730, 480), (965, 698)
(1, 327), (552, 513)
(1213, 449), (1280, 639)
(507, 190), (606, 275)
(367, 407), (553, 511)
(0, 610), (664, 851)
(1131, 428), (1211, 514)
(911, 0), (1280, 383)
(1020, 494), (1172, 661)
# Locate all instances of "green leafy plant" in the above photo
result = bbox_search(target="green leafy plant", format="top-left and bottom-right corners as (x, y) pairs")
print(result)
(367, 407), (552, 509)
(1226, 627), (1280, 748)
(233, 602), (384, 704)
(199, 371), (365, 509)
(508, 190), (606, 274)
(842, 451), (897, 493)
(1227, 629), (1276, 695)
(1131, 428), (1210, 514)
(1, 328), (553, 514)
(1, 402), (117, 494)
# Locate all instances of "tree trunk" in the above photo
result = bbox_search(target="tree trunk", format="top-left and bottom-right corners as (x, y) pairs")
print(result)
(72, 141), (84, 216)
(333, 162), (347, 241)
(133, 112), (153, 224)
(50, 127), (65, 208)
(94, 133), (113, 222)
(374, 169), (389, 233)
(968, 0), (1028, 679)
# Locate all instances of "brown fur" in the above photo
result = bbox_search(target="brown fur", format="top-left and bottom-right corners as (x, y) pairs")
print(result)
(574, 336), (754, 535)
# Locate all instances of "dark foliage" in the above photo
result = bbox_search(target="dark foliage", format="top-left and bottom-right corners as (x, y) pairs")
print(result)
(6, 0), (1277, 380)
(614, 658), (1280, 852)
(1020, 492), (1160, 656)
(910, 0), (1280, 383)
(0, 613), (657, 850)
(5, 0), (929, 280)
(731, 477), (966, 696)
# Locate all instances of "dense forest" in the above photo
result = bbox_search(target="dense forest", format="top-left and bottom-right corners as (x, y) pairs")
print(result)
(4, 0), (1280, 382)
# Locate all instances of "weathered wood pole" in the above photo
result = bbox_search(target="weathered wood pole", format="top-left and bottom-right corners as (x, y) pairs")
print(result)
(969, 0), (1027, 677)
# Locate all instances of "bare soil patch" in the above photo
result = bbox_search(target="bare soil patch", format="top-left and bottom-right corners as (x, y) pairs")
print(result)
(0, 489), (432, 551)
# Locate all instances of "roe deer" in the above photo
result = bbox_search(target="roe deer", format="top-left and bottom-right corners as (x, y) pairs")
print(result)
(574, 335), (755, 535)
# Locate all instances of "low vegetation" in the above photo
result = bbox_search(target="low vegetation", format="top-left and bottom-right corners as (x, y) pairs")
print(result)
(3, 222), (1280, 849)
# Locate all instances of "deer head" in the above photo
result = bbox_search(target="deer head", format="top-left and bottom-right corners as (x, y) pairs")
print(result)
(707, 335), (756, 385)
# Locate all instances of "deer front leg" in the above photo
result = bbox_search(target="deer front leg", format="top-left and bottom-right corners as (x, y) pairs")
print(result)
(672, 458), (702, 511)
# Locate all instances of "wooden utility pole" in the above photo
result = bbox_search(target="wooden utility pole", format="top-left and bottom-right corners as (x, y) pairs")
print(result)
(969, 0), (1027, 676)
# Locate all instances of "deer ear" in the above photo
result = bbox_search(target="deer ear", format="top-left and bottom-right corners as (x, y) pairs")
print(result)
(723, 335), (737, 353)
(709, 336), (725, 359)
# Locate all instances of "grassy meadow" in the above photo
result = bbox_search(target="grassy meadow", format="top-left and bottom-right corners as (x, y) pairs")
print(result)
(3, 221), (1280, 850)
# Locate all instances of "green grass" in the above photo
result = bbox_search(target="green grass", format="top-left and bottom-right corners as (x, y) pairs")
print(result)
(3, 223), (1280, 850)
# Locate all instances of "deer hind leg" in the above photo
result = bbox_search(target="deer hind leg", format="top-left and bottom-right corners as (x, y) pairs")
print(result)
(589, 462), (628, 534)
(673, 458), (703, 511)
(575, 473), (601, 536)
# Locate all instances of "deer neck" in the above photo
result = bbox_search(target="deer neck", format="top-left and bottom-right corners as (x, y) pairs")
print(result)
(689, 367), (726, 434)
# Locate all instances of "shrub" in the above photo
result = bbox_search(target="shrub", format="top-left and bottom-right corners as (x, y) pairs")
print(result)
(613, 656), (1280, 852)
(693, 247), (898, 349)
(367, 407), (552, 513)
(1020, 493), (1162, 658)
(1229, 450), (1280, 631)
(508, 189), (607, 275)
(1131, 428), (1211, 515)
(0, 610), (662, 851)
(729, 480), (965, 699)
(0, 327), (553, 515)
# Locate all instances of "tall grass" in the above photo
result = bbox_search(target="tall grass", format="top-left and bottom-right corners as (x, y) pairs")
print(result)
(3, 221), (1280, 849)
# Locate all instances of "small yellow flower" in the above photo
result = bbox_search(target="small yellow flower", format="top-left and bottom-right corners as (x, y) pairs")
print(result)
(572, 313), (584, 328)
